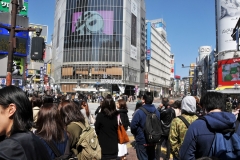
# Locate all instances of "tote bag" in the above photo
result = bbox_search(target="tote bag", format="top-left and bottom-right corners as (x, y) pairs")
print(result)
(117, 114), (129, 144)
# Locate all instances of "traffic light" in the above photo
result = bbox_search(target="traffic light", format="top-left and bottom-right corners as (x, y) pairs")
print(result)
(31, 37), (45, 60)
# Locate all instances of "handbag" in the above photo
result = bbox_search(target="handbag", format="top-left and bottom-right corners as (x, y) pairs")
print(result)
(117, 114), (129, 144)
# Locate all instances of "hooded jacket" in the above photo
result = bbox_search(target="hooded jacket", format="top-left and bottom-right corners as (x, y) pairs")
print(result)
(130, 104), (160, 145)
(179, 112), (239, 159)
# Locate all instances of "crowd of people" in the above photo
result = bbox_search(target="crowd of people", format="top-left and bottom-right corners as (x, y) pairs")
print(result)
(1, 85), (240, 160)
(130, 92), (240, 160)
(0, 85), (132, 160)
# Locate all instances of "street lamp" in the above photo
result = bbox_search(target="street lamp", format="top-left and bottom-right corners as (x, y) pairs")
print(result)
(153, 78), (156, 97)
(197, 68), (203, 97)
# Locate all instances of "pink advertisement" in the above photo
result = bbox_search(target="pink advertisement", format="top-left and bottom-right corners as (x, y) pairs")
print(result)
(72, 11), (114, 35)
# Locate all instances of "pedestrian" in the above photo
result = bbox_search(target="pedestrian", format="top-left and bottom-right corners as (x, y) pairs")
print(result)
(59, 101), (86, 159)
(116, 99), (130, 160)
(171, 100), (181, 117)
(179, 92), (240, 159)
(0, 85), (51, 160)
(35, 103), (69, 159)
(156, 97), (175, 160)
(130, 92), (160, 160)
(80, 101), (95, 124)
(169, 96), (198, 160)
(31, 96), (42, 128)
(95, 94), (118, 159)
(95, 100), (103, 116)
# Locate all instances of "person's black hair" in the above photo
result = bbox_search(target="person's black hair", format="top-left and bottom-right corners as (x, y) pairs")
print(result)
(43, 95), (53, 104)
(200, 92), (225, 112)
(135, 102), (142, 111)
(101, 94), (117, 117)
(0, 85), (33, 134)
(143, 92), (153, 104)
(78, 93), (84, 100)
(173, 100), (181, 109)
(162, 97), (169, 107)
(137, 96), (141, 99)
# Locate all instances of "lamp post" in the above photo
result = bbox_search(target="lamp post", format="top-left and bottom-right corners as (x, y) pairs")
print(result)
(197, 68), (203, 97)
(153, 78), (156, 97)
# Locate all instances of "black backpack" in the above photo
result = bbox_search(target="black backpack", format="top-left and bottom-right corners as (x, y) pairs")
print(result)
(140, 107), (162, 144)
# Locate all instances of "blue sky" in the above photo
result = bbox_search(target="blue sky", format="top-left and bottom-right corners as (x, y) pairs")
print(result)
(28, 0), (216, 78)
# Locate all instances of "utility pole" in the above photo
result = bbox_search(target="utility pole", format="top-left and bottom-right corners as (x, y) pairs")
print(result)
(1, 0), (36, 86)
(6, 0), (18, 86)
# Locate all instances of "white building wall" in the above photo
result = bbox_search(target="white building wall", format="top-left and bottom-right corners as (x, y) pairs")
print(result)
(52, 0), (66, 84)
(147, 19), (172, 97)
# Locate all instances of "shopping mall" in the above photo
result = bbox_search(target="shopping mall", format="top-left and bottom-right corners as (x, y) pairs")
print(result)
(51, 0), (147, 96)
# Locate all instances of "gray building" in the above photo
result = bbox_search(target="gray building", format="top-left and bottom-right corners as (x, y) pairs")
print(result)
(51, 0), (146, 96)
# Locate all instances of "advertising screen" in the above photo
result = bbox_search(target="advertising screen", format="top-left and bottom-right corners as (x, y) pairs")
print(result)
(0, 26), (28, 56)
(0, 0), (28, 16)
(218, 58), (240, 86)
(216, 0), (240, 53)
(72, 11), (114, 35)
(13, 56), (24, 76)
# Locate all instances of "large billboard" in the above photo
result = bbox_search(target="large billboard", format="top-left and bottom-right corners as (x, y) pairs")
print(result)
(218, 58), (240, 86)
(216, 0), (240, 53)
(72, 11), (114, 35)
(130, 0), (137, 60)
(0, 24), (29, 56)
(0, 0), (28, 16)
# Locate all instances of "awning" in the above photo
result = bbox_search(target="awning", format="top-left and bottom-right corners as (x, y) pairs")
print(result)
(73, 87), (109, 92)
(208, 88), (240, 94)
(215, 86), (234, 90)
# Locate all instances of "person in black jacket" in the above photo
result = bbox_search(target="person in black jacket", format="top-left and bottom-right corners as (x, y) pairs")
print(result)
(116, 99), (130, 160)
(156, 97), (176, 160)
(0, 85), (51, 160)
(95, 94), (118, 159)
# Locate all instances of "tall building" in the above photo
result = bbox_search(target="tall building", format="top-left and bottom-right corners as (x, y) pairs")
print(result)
(215, 0), (240, 92)
(145, 19), (173, 98)
(52, 0), (146, 95)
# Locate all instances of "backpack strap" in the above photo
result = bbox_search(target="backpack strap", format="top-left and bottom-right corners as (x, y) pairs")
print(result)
(72, 121), (87, 130)
(178, 116), (190, 128)
(236, 120), (240, 133)
(46, 140), (62, 157)
(139, 107), (149, 115)
(139, 107), (156, 115)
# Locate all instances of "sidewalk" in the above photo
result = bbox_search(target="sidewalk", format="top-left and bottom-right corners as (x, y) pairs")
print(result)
(126, 133), (173, 160)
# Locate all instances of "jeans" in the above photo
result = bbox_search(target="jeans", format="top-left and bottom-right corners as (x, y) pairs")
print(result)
(155, 136), (170, 160)
(135, 143), (156, 160)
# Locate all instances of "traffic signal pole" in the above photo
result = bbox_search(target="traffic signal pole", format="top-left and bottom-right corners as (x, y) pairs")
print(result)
(1, 0), (36, 86)
(6, 0), (18, 86)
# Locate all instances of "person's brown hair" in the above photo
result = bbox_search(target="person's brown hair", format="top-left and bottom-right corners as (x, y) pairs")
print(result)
(118, 99), (127, 109)
(60, 101), (85, 125)
(35, 103), (65, 142)
(81, 101), (90, 117)
(31, 96), (42, 108)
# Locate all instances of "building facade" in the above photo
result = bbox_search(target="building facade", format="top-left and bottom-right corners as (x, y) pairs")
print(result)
(145, 19), (173, 98)
(52, 0), (146, 95)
